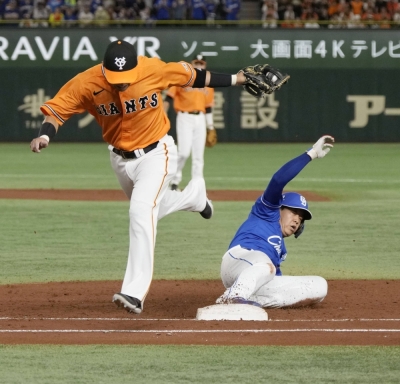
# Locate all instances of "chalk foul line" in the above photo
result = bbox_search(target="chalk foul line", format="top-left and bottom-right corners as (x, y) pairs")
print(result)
(0, 329), (399, 333)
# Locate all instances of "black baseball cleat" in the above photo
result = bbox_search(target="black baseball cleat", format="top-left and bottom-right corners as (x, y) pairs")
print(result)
(113, 293), (142, 314)
(200, 198), (213, 219)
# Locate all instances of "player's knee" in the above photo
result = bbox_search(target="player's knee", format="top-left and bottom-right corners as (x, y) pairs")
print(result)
(313, 276), (328, 300)
(267, 263), (276, 276)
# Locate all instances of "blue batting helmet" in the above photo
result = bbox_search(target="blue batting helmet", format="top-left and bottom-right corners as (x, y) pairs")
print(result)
(281, 192), (312, 238)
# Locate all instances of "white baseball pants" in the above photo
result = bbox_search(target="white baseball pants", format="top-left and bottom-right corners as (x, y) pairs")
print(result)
(170, 112), (207, 185)
(218, 245), (328, 308)
(109, 134), (208, 303)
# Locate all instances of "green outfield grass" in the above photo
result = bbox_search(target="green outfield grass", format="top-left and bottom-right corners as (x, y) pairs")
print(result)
(1, 142), (399, 383)
(0, 345), (399, 384)
(0, 143), (399, 283)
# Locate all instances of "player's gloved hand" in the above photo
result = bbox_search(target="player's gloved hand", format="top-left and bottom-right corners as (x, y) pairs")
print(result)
(206, 128), (217, 147)
(239, 64), (290, 98)
(306, 135), (335, 160)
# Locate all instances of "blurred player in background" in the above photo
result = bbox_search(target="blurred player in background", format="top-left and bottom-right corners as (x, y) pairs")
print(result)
(164, 54), (216, 191)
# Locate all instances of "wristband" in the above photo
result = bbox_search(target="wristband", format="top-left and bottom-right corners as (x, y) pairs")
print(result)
(205, 112), (214, 128)
(208, 72), (233, 87)
(40, 135), (50, 142)
(39, 122), (57, 139)
(306, 148), (318, 160)
(231, 74), (237, 86)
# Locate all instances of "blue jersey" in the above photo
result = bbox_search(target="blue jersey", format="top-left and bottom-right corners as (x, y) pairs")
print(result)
(229, 152), (311, 275)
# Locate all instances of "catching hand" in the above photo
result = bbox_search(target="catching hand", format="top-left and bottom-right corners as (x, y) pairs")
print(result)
(307, 135), (335, 160)
(206, 128), (217, 147)
(239, 64), (290, 98)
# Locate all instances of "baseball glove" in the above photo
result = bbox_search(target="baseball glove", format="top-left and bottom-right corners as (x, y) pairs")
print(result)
(206, 128), (217, 147)
(240, 64), (290, 98)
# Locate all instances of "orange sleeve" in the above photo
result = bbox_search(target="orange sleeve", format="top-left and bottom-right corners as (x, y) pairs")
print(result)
(166, 86), (177, 98)
(40, 74), (89, 126)
(159, 61), (197, 89)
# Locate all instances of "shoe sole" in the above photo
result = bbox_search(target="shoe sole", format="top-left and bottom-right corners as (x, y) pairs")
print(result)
(112, 294), (142, 314)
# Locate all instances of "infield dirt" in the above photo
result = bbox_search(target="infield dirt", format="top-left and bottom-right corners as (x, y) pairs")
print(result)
(0, 189), (398, 346)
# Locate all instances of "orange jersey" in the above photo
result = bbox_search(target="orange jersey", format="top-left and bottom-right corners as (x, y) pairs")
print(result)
(40, 57), (197, 151)
(167, 86), (214, 113)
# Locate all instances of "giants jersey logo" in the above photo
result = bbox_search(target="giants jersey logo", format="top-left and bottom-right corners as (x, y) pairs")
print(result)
(95, 93), (159, 116)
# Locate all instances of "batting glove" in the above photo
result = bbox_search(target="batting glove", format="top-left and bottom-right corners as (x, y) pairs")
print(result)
(306, 135), (335, 160)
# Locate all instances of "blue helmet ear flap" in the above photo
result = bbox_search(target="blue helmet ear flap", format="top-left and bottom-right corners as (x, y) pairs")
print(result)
(294, 222), (305, 238)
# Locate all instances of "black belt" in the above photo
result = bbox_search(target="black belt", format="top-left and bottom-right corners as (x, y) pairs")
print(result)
(180, 111), (201, 115)
(112, 141), (159, 159)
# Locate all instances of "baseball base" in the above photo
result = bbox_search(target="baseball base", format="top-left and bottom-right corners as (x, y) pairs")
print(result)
(196, 304), (268, 321)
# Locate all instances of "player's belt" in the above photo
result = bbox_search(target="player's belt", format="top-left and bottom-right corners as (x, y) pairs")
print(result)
(112, 141), (159, 159)
(180, 111), (201, 115)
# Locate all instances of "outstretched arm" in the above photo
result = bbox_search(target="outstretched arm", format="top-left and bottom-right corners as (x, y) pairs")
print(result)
(191, 64), (290, 98)
(30, 116), (59, 153)
(263, 135), (335, 206)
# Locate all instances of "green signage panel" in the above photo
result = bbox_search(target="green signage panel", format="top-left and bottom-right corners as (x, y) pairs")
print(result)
(1, 28), (400, 143)
(0, 28), (400, 70)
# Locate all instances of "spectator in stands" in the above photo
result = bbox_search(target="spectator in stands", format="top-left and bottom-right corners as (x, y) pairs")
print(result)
(224, 0), (240, 20)
(327, 12), (343, 28)
(262, 8), (278, 27)
(19, 12), (39, 27)
(393, 7), (400, 27)
(20, 0), (35, 19)
(49, 6), (65, 26)
(94, 4), (110, 25)
(154, 0), (171, 20)
(33, 1), (50, 27)
(3, 0), (19, 25)
(303, 9), (320, 28)
(215, 0), (226, 19)
(205, 0), (216, 24)
(375, 0), (387, 13)
(362, 6), (380, 28)
(47, 0), (65, 13)
(78, 3), (94, 26)
(291, 0), (302, 18)
(281, 3), (296, 27)
(378, 7), (392, 28)
(90, 0), (103, 13)
(63, 5), (78, 26)
(350, 0), (363, 16)
(173, 0), (187, 20)
(64, 0), (77, 8)
(387, 0), (399, 16)
(191, 0), (207, 20)
(277, 0), (289, 20)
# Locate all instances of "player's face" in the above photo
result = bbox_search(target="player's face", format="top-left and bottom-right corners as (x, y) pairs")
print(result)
(112, 83), (130, 92)
(279, 207), (304, 237)
(192, 60), (206, 70)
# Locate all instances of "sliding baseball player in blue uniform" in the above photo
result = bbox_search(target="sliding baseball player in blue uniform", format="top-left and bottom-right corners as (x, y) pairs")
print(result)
(216, 135), (334, 308)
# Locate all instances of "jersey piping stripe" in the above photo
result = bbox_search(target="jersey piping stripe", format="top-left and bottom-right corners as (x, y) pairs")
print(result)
(42, 104), (65, 124)
(260, 195), (281, 209)
(181, 63), (195, 87)
(228, 251), (253, 265)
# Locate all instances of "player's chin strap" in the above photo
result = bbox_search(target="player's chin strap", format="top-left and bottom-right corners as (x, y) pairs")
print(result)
(294, 222), (305, 238)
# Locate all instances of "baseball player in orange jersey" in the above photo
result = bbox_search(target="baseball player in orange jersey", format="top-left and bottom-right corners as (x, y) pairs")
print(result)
(164, 54), (216, 191)
(30, 40), (283, 315)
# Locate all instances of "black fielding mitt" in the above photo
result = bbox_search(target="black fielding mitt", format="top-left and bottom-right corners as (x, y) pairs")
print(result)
(240, 64), (290, 98)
